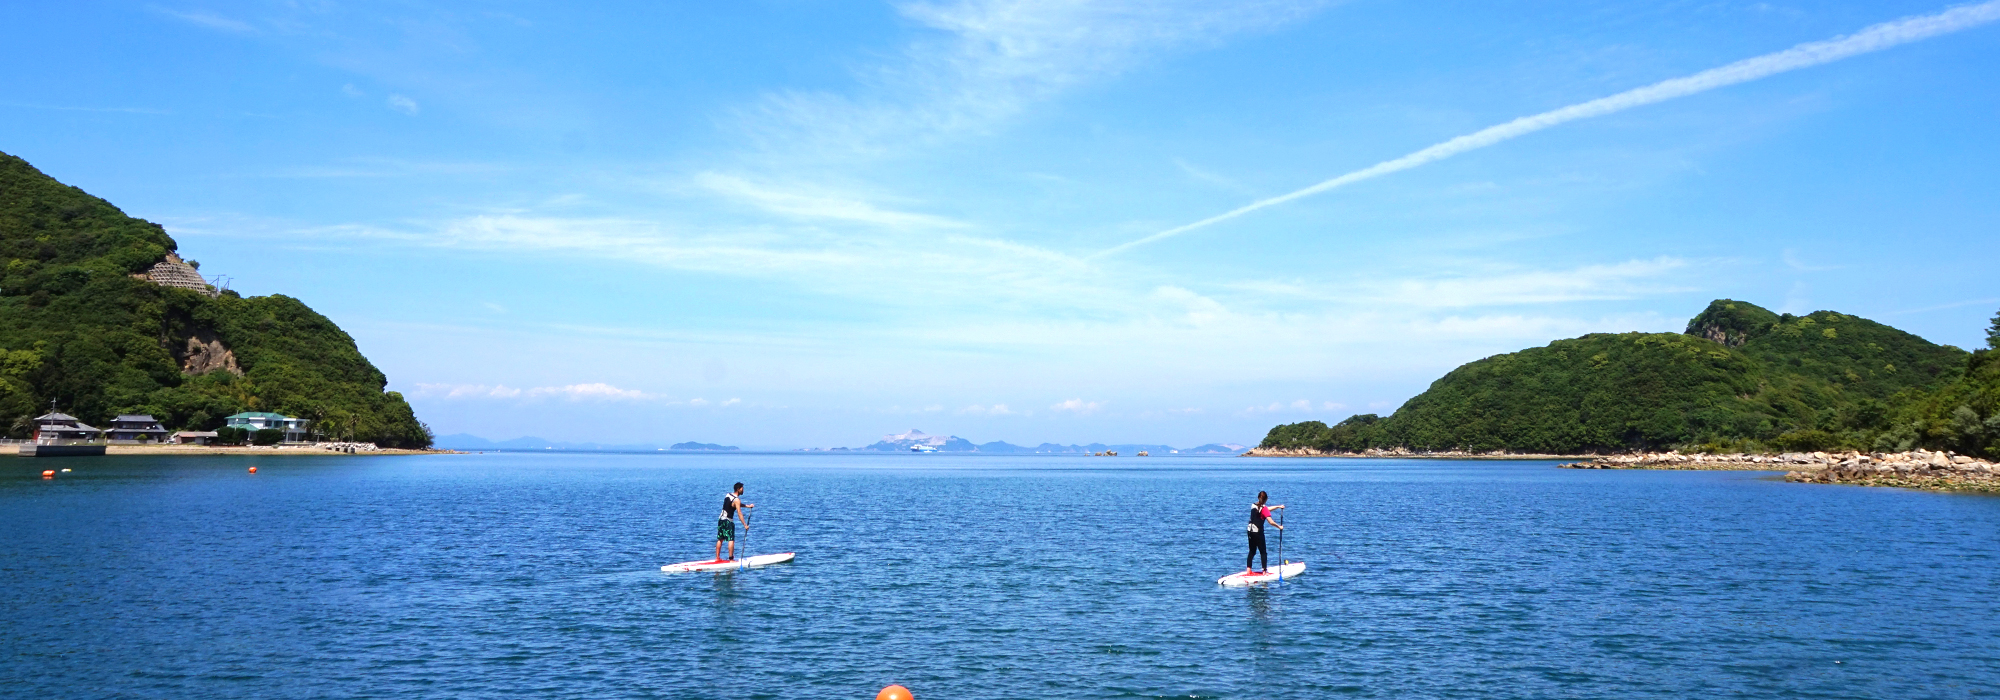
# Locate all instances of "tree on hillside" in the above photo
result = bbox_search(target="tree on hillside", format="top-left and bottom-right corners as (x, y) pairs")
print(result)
(1988, 308), (1999, 350)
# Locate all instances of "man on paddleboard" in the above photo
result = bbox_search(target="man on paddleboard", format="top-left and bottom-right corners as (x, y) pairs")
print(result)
(1246, 491), (1284, 574)
(715, 482), (755, 561)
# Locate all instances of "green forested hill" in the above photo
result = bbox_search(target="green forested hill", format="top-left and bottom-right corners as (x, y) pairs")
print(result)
(0, 151), (429, 446)
(1261, 299), (1996, 457)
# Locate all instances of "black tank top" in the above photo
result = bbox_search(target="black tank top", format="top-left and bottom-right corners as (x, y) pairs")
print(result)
(721, 493), (738, 520)
(1249, 504), (1266, 527)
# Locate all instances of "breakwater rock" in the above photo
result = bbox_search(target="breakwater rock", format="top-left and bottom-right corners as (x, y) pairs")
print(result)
(1558, 452), (1831, 471)
(1783, 449), (1999, 492)
(1560, 449), (2000, 492)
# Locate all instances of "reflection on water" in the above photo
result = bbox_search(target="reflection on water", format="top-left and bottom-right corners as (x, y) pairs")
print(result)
(1243, 585), (1273, 622)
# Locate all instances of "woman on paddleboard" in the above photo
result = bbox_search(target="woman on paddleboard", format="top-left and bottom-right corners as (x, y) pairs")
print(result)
(1246, 491), (1284, 574)
(716, 482), (754, 562)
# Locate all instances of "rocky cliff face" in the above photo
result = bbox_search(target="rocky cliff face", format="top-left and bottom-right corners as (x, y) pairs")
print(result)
(178, 330), (241, 376)
(1682, 299), (1777, 347)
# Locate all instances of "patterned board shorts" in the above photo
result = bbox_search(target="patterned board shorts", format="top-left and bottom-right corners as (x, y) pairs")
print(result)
(716, 519), (735, 542)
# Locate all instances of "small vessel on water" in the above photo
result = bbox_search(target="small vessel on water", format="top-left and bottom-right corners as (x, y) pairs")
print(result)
(1218, 561), (1305, 586)
(910, 444), (938, 453)
(662, 552), (796, 573)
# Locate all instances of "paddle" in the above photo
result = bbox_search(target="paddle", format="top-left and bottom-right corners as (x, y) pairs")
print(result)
(1277, 508), (1284, 582)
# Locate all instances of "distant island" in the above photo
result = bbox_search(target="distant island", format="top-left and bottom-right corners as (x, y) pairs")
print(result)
(432, 434), (736, 452)
(1256, 299), (2000, 461)
(843, 429), (1248, 454)
(669, 442), (738, 451)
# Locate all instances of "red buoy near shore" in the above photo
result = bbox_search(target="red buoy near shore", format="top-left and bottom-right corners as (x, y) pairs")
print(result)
(248, 466), (257, 474)
(41, 470), (55, 478)
(876, 685), (913, 700)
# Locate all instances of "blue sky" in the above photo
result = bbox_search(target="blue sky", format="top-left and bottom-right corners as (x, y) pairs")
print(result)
(4, 0), (1997, 449)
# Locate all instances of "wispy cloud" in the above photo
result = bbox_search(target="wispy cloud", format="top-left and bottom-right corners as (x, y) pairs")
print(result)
(1890, 297), (2000, 315)
(414, 382), (650, 400)
(696, 173), (968, 229)
(1230, 257), (1696, 308)
(1097, 0), (2000, 257)
(1781, 248), (1842, 272)
(387, 95), (421, 115)
(0, 101), (170, 115)
(959, 403), (1020, 415)
(732, 0), (1326, 161)
(150, 6), (258, 33)
(264, 158), (510, 179)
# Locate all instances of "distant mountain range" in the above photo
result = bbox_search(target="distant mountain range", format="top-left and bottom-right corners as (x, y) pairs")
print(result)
(857, 429), (1247, 454)
(433, 434), (737, 452)
(436, 429), (1248, 454)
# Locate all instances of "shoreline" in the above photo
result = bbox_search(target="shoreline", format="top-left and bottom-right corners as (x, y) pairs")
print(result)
(7, 444), (458, 457)
(1244, 447), (1595, 460)
(1558, 449), (2000, 493)
(1245, 445), (2000, 494)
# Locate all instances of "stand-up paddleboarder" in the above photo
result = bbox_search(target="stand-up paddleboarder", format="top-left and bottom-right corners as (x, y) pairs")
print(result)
(1245, 491), (1284, 574)
(715, 482), (754, 562)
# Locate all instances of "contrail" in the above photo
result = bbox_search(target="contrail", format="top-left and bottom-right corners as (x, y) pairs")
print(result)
(1093, 1), (2000, 259)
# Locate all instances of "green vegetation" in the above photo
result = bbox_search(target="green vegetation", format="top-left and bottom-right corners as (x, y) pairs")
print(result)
(1262, 299), (1996, 457)
(0, 151), (430, 447)
(214, 426), (248, 446)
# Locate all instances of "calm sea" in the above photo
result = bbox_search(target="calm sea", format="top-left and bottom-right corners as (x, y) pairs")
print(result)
(3, 453), (1997, 699)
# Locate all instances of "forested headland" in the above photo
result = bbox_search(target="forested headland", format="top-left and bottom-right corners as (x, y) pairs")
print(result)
(1261, 300), (2000, 459)
(0, 151), (430, 447)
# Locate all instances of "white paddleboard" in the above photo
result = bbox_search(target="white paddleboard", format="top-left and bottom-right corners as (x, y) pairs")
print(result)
(662, 552), (796, 573)
(1218, 560), (1305, 587)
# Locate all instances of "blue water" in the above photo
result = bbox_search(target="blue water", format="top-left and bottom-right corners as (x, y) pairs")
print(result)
(3, 453), (1998, 699)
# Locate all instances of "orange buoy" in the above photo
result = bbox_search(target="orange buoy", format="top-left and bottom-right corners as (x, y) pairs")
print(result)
(42, 470), (55, 478)
(248, 466), (258, 474)
(876, 685), (913, 700)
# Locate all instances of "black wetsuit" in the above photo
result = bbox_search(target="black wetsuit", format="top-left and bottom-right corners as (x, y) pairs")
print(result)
(1246, 504), (1269, 570)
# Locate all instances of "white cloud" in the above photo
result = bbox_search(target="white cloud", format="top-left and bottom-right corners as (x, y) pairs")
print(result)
(387, 95), (420, 115)
(414, 383), (523, 399)
(530, 383), (646, 400)
(689, 398), (709, 406)
(722, 398), (742, 406)
(959, 403), (1018, 415)
(341, 84), (365, 98)
(1051, 398), (1104, 414)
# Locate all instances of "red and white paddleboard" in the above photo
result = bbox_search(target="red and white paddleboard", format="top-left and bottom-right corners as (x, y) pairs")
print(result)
(661, 552), (796, 573)
(1218, 560), (1305, 587)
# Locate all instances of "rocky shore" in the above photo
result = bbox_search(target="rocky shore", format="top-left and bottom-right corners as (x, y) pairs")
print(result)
(1559, 449), (2000, 493)
(1245, 446), (1584, 460)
